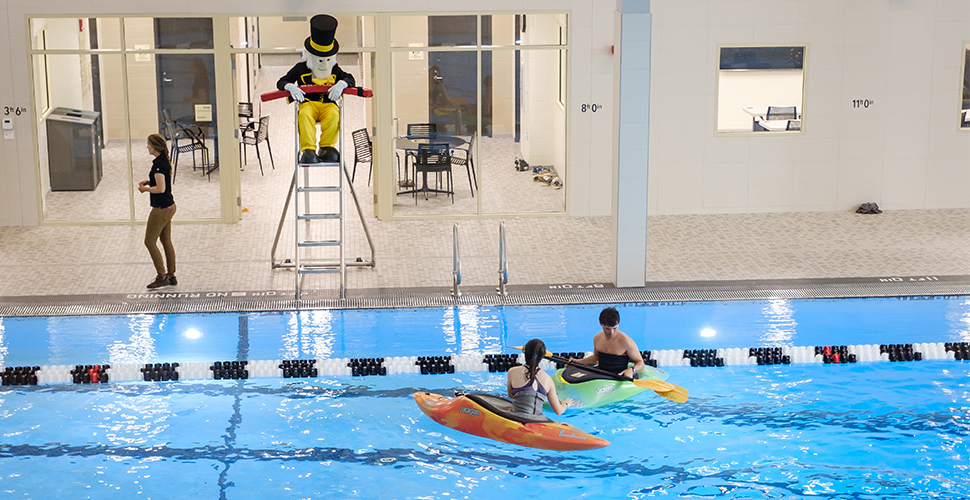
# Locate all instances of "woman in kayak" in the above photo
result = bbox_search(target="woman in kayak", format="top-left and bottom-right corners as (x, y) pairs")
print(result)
(507, 339), (572, 415)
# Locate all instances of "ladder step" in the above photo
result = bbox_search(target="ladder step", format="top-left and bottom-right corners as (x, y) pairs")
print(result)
(298, 268), (342, 274)
(298, 213), (341, 220)
(299, 240), (341, 247)
(299, 161), (341, 167)
(297, 186), (340, 193)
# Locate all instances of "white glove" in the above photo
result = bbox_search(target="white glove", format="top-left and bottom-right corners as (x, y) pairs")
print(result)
(283, 83), (305, 103)
(328, 80), (349, 101)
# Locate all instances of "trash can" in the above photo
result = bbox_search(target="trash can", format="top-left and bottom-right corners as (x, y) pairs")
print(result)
(46, 107), (103, 191)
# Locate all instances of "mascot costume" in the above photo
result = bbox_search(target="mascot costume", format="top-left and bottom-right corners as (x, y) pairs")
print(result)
(276, 14), (355, 164)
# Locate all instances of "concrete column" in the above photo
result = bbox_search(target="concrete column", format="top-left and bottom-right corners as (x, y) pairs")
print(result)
(612, 0), (652, 287)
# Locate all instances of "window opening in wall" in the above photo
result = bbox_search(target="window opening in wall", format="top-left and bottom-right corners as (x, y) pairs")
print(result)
(961, 42), (969, 129)
(716, 45), (805, 134)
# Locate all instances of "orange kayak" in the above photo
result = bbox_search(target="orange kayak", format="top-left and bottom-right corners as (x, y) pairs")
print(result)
(413, 391), (610, 451)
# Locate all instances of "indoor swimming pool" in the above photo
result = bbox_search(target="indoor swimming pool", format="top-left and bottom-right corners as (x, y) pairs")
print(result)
(1, 296), (969, 498)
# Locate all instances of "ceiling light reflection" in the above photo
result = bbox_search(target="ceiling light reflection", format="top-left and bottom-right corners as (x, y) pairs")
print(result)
(701, 328), (716, 337)
(184, 329), (202, 339)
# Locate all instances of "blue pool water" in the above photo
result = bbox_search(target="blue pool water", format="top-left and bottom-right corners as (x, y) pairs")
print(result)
(1, 296), (969, 499)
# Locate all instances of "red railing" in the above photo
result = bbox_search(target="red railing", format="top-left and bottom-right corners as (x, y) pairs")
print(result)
(260, 84), (373, 102)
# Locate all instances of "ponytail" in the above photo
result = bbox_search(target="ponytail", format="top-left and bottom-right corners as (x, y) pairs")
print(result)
(147, 133), (170, 162)
(523, 338), (546, 385)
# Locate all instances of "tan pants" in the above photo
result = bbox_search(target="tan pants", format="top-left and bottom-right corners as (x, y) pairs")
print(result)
(298, 100), (340, 152)
(145, 204), (176, 278)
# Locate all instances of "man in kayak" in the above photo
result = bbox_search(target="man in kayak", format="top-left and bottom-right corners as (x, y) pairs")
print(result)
(507, 339), (572, 415)
(572, 307), (645, 379)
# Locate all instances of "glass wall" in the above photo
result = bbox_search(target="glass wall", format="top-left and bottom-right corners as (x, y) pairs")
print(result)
(390, 13), (567, 216)
(961, 42), (969, 129)
(30, 16), (221, 222)
(29, 13), (563, 224)
(716, 46), (806, 134)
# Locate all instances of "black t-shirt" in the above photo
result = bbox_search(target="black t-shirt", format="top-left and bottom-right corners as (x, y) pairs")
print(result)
(149, 155), (174, 208)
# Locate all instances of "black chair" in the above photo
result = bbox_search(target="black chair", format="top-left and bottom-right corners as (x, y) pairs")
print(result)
(766, 106), (797, 120)
(161, 114), (208, 183)
(450, 134), (478, 197)
(786, 120), (801, 131)
(238, 102), (254, 127)
(185, 126), (218, 181)
(239, 115), (274, 175)
(407, 123), (437, 139)
(412, 142), (452, 204)
(398, 123), (439, 188)
(351, 128), (373, 185)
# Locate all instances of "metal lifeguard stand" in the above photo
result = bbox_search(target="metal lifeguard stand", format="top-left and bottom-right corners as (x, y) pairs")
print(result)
(263, 84), (375, 300)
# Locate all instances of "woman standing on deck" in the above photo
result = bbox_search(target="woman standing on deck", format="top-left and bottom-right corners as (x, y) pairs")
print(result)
(138, 133), (177, 289)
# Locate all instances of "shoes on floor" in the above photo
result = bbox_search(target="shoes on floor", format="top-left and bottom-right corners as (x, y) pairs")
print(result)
(168, 276), (178, 286)
(147, 276), (170, 289)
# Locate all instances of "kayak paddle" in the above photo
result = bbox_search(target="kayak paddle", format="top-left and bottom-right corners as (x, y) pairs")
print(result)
(511, 346), (689, 403)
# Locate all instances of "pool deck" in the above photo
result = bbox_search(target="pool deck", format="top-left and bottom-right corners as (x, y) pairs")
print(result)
(0, 208), (968, 315)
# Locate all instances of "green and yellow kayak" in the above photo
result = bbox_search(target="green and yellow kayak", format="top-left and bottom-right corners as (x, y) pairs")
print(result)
(550, 364), (670, 409)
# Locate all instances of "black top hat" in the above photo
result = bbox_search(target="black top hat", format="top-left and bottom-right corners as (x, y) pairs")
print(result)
(305, 14), (339, 57)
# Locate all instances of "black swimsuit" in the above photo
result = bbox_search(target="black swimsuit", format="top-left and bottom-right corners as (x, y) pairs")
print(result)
(561, 351), (638, 384)
(596, 351), (632, 374)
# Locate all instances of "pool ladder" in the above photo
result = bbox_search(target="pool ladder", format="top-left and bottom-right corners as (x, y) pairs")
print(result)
(497, 221), (508, 295)
(452, 223), (461, 297)
(452, 222), (507, 297)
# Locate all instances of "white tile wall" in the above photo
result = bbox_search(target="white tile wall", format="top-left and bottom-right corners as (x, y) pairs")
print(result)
(791, 182), (837, 210)
(793, 160), (839, 185)
(702, 182), (747, 208)
(646, 0), (970, 213)
(747, 182), (792, 208)
(748, 161), (793, 185)
(656, 183), (702, 214)
(925, 180), (970, 208)
(927, 135), (970, 159)
(882, 158), (928, 182)
(704, 137), (750, 163)
(838, 159), (884, 185)
(708, 1), (754, 26)
(927, 157), (970, 182)
(836, 181), (882, 207)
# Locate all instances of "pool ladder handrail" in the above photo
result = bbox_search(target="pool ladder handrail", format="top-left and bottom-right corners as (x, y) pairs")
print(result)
(452, 223), (461, 297)
(497, 221), (508, 295)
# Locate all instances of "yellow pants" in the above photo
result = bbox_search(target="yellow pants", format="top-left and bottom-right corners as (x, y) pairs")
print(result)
(298, 100), (340, 152)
